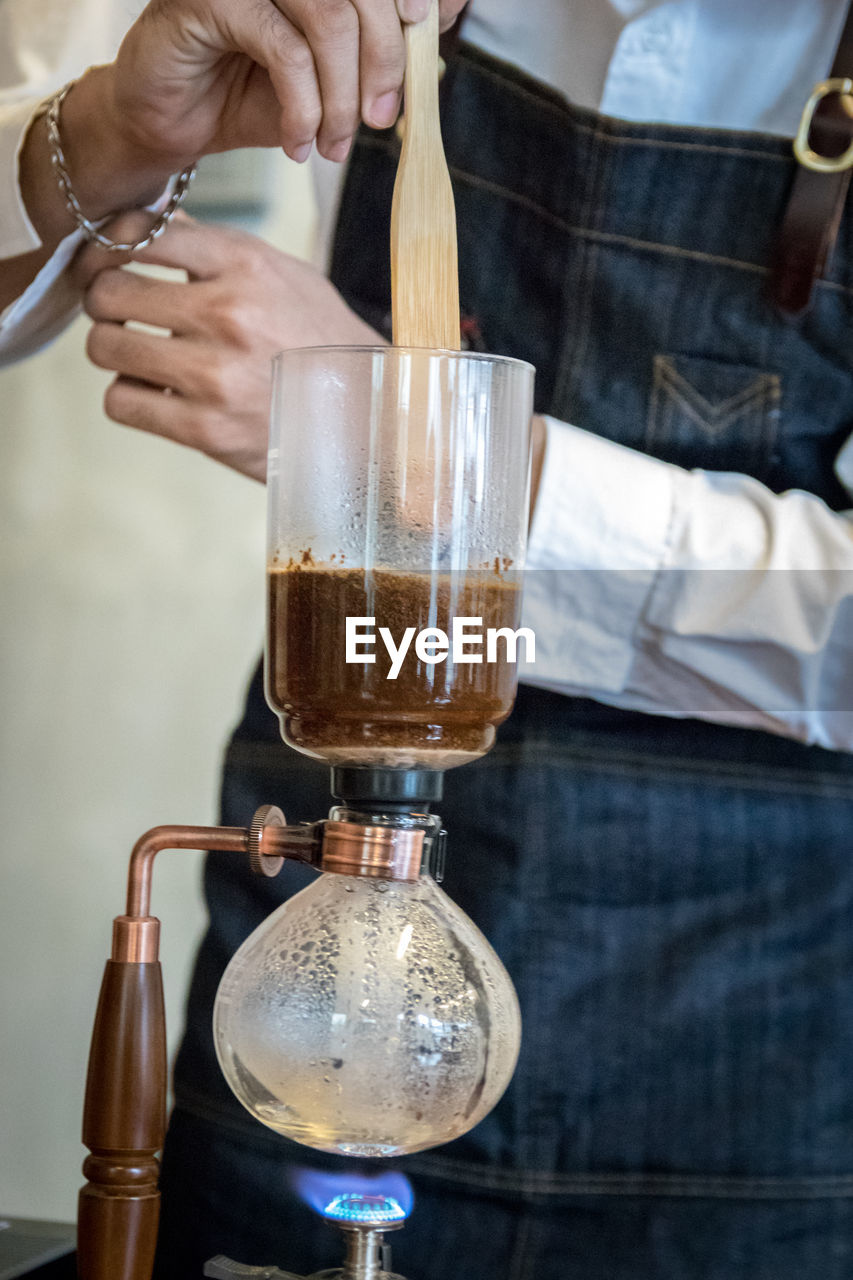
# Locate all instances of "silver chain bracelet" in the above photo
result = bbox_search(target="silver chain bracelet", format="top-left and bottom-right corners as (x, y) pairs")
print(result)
(43, 81), (197, 253)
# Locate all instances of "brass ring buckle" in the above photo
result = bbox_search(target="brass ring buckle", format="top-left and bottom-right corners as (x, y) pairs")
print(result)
(794, 77), (853, 173)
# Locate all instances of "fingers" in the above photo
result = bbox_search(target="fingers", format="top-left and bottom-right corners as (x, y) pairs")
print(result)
(84, 260), (269, 353)
(101, 377), (268, 482)
(87, 322), (198, 396)
(396, 0), (466, 33)
(270, 0), (408, 156)
(104, 376), (195, 445)
(289, 0), (404, 156)
(112, 0), (457, 168)
(198, 0), (322, 161)
(275, 0), (463, 151)
(85, 269), (197, 335)
(114, 213), (231, 281)
(396, 0), (429, 20)
(437, 0), (466, 33)
(86, 315), (270, 410)
(295, 1), (361, 159)
(234, 0), (359, 160)
(74, 211), (228, 296)
(352, 0), (405, 129)
(73, 211), (155, 293)
(261, 16), (324, 162)
(88, 321), (271, 480)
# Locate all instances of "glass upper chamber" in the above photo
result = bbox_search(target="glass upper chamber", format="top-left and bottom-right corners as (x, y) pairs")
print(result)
(265, 347), (535, 770)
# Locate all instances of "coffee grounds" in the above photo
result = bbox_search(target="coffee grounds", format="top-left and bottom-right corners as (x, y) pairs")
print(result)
(267, 566), (522, 768)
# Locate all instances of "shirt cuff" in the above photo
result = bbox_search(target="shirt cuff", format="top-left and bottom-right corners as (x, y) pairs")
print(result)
(520, 416), (677, 692)
(0, 169), (177, 366)
(0, 226), (85, 365)
(0, 99), (44, 257)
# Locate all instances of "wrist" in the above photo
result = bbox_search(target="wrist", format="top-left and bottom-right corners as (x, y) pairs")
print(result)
(61, 67), (181, 217)
(19, 68), (179, 250)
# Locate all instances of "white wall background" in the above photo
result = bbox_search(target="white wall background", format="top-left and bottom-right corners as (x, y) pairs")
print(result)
(0, 153), (315, 1223)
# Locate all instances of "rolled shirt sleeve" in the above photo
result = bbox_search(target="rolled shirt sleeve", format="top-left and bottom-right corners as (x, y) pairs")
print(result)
(0, 0), (148, 365)
(0, 98), (43, 256)
(0, 95), (89, 366)
(0, 97), (180, 368)
(521, 415), (853, 751)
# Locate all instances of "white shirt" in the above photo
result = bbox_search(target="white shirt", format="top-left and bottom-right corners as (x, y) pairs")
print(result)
(465, 0), (849, 137)
(2, 0), (853, 749)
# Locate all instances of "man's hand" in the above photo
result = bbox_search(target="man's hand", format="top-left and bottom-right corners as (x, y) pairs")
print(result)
(77, 213), (383, 482)
(95, 0), (465, 169)
(8, 0), (465, 312)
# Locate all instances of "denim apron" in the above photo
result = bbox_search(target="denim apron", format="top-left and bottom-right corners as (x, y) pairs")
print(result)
(155, 43), (853, 1280)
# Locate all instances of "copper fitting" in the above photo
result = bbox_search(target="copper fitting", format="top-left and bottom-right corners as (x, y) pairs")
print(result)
(248, 805), (286, 877)
(320, 822), (424, 881)
(111, 917), (161, 964)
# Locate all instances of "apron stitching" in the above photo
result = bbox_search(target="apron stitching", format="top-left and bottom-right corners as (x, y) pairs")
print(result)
(177, 1087), (853, 1201)
(650, 360), (781, 434)
(403, 1157), (853, 1198)
(175, 1079), (853, 1198)
(450, 167), (768, 274)
(357, 133), (853, 293)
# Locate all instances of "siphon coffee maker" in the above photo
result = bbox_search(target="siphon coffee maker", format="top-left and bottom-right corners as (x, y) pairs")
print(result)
(75, 6), (535, 1278)
(217, 344), (535, 1156)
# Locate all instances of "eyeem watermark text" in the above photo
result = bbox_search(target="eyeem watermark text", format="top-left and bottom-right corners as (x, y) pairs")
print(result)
(346, 616), (536, 680)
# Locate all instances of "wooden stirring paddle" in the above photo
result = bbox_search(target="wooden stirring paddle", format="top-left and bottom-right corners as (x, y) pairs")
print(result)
(390, 0), (460, 349)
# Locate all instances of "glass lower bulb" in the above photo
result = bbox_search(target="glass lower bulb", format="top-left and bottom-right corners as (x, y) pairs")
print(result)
(213, 871), (521, 1157)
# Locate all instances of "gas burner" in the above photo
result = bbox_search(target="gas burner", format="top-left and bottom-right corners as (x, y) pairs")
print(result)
(204, 1172), (412, 1280)
(204, 1220), (405, 1280)
(323, 1191), (408, 1225)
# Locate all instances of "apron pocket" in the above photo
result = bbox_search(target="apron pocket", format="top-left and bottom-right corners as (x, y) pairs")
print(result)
(645, 353), (780, 478)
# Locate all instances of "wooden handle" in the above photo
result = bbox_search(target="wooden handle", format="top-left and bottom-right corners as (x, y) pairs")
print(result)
(77, 959), (167, 1280)
(390, 0), (460, 348)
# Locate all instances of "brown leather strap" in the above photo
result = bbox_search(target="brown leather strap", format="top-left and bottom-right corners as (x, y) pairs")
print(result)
(770, 2), (853, 314)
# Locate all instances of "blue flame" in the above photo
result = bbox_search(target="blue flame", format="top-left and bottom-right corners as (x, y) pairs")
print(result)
(323, 1192), (406, 1223)
(292, 1169), (414, 1224)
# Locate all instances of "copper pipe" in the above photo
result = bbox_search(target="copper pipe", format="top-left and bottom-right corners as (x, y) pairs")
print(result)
(125, 824), (249, 921)
(116, 818), (325, 962)
(117, 813), (423, 962)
